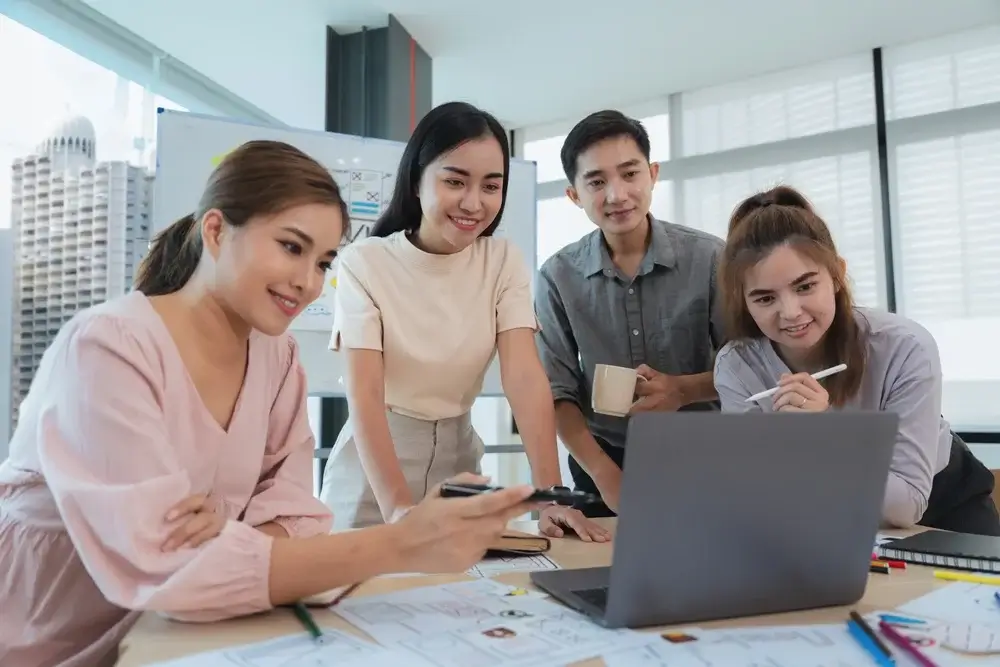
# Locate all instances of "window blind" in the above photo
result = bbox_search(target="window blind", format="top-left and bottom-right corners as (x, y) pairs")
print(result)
(681, 55), (875, 157)
(681, 152), (880, 308)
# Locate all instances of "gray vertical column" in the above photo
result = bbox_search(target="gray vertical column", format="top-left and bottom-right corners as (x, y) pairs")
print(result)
(326, 15), (432, 142)
(318, 15), (433, 478)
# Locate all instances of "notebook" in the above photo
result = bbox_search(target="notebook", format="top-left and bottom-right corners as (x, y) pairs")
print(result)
(485, 530), (551, 557)
(876, 530), (1000, 573)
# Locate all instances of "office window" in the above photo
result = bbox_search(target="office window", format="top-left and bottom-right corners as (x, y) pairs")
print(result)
(0, 15), (185, 427)
(639, 113), (671, 163)
(682, 152), (880, 308)
(650, 180), (674, 222)
(885, 28), (1000, 431)
(0, 15), (184, 230)
(523, 134), (568, 184)
(884, 25), (1000, 120)
(895, 129), (1000, 320)
(681, 55), (875, 157)
(536, 196), (593, 267)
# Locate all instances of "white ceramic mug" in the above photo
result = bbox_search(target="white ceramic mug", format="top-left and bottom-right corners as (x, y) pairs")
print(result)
(592, 364), (646, 417)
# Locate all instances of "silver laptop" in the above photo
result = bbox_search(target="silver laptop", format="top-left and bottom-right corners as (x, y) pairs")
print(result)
(531, 411), (898, 629)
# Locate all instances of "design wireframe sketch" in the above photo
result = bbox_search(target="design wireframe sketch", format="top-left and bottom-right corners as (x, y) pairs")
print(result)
(333, 580), (556, 645)
(600, 618), (986, 667)
(396, 608), (648, 667)
(467, 553), (560, 578)
(147, 629), (431, 667)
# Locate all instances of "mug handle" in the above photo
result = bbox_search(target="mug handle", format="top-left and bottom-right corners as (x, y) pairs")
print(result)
(628, 374), (649, 412)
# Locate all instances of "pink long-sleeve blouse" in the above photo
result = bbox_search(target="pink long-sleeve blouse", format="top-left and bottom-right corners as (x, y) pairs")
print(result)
(0, 291), (333, 667)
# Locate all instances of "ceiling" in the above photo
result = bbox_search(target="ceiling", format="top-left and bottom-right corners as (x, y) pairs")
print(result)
(332, 0), (1000, 128)
(81, 0), (1000, 130)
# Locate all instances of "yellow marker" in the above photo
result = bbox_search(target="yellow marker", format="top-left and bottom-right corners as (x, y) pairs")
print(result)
(329, 277), (337, 288)
(934, 570), (1000, 585)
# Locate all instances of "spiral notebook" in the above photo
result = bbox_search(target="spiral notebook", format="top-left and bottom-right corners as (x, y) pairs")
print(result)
(876, 530), (1000, 573)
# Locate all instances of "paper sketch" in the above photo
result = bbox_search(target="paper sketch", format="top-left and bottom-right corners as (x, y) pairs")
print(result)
(467, 554), (560, 578)
(148, 630), (431, 667)
(333, 580), (557, 645)
(899, 582), (1000, 629)
(602, 618), (988, 667)
(397, 608), (647, 667)
(872, 607), (1000, 657)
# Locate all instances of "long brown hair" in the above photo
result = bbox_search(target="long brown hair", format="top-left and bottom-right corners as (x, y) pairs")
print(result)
(719, 185), (866, 406)
(135, 140), (350, 296)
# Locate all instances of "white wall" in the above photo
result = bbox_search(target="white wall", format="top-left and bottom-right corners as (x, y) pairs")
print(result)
(0, 228), (12, 452)
(80, 0), (329, 130)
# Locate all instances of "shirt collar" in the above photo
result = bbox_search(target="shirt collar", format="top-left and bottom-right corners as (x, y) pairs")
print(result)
(584, 215), (677, 278)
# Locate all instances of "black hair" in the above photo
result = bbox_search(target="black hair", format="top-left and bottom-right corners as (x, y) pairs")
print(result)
(370, 101), (510, 238)
(560, 110), (651, 184)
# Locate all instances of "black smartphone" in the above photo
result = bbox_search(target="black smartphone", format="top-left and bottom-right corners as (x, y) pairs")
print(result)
(438, 483), (597, 506)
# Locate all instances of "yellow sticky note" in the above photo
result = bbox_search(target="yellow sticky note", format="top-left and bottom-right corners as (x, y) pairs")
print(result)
(210, 150), (232, 167)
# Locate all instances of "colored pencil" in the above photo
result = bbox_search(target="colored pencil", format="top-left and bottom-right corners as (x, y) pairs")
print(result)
(878, 620), (938, 667)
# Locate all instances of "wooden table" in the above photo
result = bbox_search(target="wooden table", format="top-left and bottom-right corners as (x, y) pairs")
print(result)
(118, 520), (939, 666)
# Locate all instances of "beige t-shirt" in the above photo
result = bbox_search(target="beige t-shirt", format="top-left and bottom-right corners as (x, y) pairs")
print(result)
(330, 230), (538, 420)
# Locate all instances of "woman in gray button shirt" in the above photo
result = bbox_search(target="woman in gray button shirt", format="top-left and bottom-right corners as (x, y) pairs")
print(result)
(713, 185), (999, 536)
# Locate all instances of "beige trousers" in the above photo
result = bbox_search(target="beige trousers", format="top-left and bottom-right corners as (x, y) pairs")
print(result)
(319, 409), (483, 530)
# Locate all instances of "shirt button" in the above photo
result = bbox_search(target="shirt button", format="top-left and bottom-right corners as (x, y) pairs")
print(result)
(604, 269), (613, 276)
(632, 329), (639, 336)
(628, 288), (634, 294)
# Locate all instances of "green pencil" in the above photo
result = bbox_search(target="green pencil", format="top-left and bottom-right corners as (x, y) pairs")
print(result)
(291, 602), (325, 643)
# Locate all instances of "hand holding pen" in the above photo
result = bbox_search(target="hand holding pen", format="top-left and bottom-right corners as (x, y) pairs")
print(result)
(745, 363), (846, 411)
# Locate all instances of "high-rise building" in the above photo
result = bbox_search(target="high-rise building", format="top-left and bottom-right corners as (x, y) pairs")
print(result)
(0, 227), (12, 452)
(9, 116), (153, 424)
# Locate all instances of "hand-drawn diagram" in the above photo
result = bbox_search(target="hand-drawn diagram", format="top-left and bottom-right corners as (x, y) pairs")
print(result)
(203, 631), (423, 667)
(602, 619), (988, 667)
(330, 169), (394, 223)
(291, 168), (392, 331)
(467, 554), (560, 578)
(602, 625), (891, 667)
(333, 580), (557, 645)
(899, 582), (1000, 644)
(394, 607), (647, 667)
(876, 603), (1000, 657)
(224, 633), (371, 667)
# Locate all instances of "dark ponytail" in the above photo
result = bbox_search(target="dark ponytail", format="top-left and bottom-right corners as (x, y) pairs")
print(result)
(134, 213), (201, 296)
(719, 185), (867, 405)
(133, 140), (350, 296)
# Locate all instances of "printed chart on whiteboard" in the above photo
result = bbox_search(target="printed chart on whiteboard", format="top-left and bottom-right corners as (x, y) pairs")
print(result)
(331, 168), (393, 222)
(299, 168), (395, 328)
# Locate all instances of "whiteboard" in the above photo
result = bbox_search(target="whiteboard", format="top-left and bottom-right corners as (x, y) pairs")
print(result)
(153, 110), (537, 397)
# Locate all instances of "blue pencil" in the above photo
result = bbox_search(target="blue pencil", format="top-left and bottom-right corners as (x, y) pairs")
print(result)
(847, 619), (896, 667)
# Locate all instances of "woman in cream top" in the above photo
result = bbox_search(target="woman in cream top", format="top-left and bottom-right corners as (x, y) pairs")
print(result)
(321, 102), (609, 542)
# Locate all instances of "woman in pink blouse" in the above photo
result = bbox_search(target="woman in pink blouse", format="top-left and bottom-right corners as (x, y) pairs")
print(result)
(0, 140), (540, 667)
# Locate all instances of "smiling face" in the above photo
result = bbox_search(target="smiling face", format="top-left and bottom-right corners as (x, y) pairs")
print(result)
(743, 244), (839, 362)
(204, 201), (344, 335)
(414, 135), (505, 254)
(566, 135), (659, 237)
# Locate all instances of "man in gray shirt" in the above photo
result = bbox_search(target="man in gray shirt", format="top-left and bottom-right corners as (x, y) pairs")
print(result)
(534, 110), (725, 517)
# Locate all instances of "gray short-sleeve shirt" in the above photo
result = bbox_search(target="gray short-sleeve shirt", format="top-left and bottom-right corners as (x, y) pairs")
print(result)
(713, 307), (952, 528)
(535, 217), (725, 452)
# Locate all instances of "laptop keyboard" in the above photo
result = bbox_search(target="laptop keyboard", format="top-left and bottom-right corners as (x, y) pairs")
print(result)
(573, 587), (609, 610)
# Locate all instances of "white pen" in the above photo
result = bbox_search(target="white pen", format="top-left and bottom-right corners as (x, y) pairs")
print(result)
(744, 363), (848, 403)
